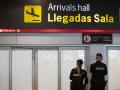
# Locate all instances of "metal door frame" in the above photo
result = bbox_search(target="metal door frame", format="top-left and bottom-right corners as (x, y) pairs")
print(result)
(59, 46), (89, 90)
(0, 45), (89, 90)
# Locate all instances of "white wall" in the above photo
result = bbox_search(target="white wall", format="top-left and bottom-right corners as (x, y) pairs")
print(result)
(0, 33), (119, 90)
(0, 33), (82, 45)
(16, 33), (82, 45)
(113, 34), (120, 44)
(0, 33), (119, 45)
(0, 33), (16, 44)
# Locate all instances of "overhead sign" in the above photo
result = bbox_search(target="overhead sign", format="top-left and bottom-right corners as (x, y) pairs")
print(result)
(82, 34), (112, 44)
(0, 0), (120, 32)
(24, 5), (42, 23)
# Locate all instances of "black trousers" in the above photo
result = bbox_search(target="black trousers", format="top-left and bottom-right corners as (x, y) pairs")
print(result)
(70, 86), (84, 90)
(90, 82), (106, 90)
(90, 86), (105, 90)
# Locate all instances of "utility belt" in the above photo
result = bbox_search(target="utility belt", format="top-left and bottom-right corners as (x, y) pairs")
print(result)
(70, 81), (83, 88)
(90, 79), (107, 87)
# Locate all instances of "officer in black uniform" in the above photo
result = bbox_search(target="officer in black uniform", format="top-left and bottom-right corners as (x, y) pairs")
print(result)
(90, 53), (107, 90)
(69, 59), (88, 90)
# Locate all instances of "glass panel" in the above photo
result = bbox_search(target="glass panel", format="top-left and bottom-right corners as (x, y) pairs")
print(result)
(0, 50), (9, 90)
(61, 50), (85, 90)
(108, 50), (120, 90)
(12, 50), (32, 90)
(38, 50), (58, 90)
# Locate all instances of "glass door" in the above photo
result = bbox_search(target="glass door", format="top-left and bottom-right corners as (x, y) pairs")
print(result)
(107, 46), (120, 90)
(0, 48), (9, 90)
(37, 49), (58, 90)
(10, 46), (88, 90)
(12, 49), (32, 90)
(60, 47), (87, 90)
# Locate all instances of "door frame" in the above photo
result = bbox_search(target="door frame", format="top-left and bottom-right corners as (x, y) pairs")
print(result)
(0, 45), (89, 90)
(59, 46), (89, 90)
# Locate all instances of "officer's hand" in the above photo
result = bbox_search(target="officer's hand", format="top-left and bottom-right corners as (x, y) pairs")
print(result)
(76, 65), (79, 69)
(76, 65), (80, 74)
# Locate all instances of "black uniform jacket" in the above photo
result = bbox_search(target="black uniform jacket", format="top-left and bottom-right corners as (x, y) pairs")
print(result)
(90, 61), (107, 85)
(69, 68), (88, 88)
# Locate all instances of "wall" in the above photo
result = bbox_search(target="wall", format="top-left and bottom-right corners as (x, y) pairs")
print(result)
(0, 33), (119, 64)
(0, 33), (119, 90)
(0, 33), (119, 45)
(0, 33), (82, 45)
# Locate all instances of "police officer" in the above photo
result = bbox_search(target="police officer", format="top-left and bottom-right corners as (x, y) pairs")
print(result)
(90, 53), (107, 90)
(69, 59), (88, 90)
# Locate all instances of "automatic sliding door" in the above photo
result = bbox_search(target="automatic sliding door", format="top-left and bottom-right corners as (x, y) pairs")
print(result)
(12, 49), (32, 90)
(0, 49), (9, 90)
(38, 49), (58, 90)
(11, 46), (87, 90)
(60, 47), (86, 90)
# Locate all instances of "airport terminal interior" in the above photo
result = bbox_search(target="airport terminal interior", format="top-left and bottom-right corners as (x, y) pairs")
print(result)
(0, 33), (120, 90)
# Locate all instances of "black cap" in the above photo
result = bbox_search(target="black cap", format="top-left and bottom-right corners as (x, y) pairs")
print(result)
(77, 59), (83, 65)
(96, 53), (103, 57)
